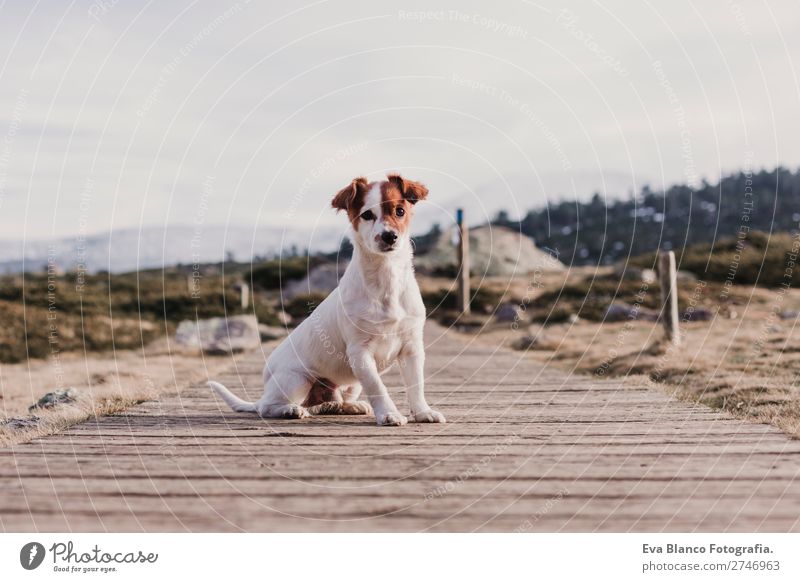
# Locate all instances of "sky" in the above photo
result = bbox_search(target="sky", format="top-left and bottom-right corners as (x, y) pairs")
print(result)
(0, 0), (798, 247)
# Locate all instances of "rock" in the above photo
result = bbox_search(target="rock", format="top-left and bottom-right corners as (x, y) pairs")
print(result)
(512, 335), (537, 350)
(0, 415), (40, 430)
(276, 310), (293, 325)
(283, 262), (347, 300)
(604, 303), (659, 322)
(258, 324), (288, 341)
(28, 388), (78, 412)
(605, 304), (633, 322)
(780, 310), (799, 320)
(641, 269), (657, 283)
(511, 334), (551, 351)
(175, 315), (261, 355)
(681, 307), (713, 322)
(494, 302), (523, 323)
(567, 313), (581, 324)
(416, 225), (565, 276)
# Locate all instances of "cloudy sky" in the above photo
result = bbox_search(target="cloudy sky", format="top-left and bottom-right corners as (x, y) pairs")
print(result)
(0, 0), (798, 245)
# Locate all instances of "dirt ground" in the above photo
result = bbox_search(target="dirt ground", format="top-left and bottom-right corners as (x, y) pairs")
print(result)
(447, 269), (800, 438)
(0, 338), (247, 446)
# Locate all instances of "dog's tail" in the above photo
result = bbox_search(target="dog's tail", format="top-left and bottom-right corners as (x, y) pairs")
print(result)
(208, 381), (257, 413)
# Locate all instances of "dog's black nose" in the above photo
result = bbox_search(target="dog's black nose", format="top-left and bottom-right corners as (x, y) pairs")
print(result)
(381, 231), (398, 245)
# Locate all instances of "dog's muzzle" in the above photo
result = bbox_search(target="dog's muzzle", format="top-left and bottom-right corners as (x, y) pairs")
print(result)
(379, 230), (398, 250)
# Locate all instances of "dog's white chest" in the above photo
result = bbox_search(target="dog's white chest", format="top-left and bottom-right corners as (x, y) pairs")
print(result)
(353, 299), (420, 372)
(370, 333), (404, 371)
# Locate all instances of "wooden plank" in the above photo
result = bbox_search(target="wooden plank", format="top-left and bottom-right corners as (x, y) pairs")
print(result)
(1, 321), (800, 532)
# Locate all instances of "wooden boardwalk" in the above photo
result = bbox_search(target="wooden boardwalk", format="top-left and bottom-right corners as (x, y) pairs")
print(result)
(2, 322), (800, 532)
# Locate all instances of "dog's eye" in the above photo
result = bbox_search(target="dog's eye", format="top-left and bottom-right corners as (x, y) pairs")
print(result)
(395, 207), (405, 217)
(360, 210), (376, 221)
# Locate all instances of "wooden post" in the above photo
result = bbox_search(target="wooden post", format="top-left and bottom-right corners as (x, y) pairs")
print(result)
(658, 250), (680, 345)
(239, 282), (250, 310)
(456, 208), (471, 316)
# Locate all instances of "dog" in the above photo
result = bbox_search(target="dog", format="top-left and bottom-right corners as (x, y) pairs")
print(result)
(209, 174), (445, 426)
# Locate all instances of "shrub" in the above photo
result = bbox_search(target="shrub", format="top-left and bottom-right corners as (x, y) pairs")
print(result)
(421, 286), (503, 315)
(248, 257), (321, 290)
(282, 293), (328, 319)
(531, 277), (657, 322)
(0, 302), (160, 363)
(531, 307), (573, 325)
(632, 230), (800, 288)
(0, 270), (279, 362)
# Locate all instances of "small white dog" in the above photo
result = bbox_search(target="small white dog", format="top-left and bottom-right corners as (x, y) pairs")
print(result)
(209, 174), (445, 426)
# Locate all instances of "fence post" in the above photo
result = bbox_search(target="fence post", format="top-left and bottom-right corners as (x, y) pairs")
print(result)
(658, 250), (680, 345)
(239, 282), (250, 310)
(456, 208), (471, 316)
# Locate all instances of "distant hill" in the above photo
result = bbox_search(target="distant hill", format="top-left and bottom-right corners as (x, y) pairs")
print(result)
(495, 167), (800, 266)
(0, 225), (342, 274)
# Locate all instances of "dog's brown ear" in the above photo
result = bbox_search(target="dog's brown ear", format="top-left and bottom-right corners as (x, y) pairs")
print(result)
(388, 173), (428, 205)
(332, 177), (368, 212)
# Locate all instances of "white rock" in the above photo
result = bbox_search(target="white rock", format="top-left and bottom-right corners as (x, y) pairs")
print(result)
(175, 315), (261, 354)
(282, 262), (348, 300)
(416, 225), (565, 276)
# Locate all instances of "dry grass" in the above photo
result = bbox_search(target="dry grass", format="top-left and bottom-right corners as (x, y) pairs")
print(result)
(0, 338), (245, 446)
(0, 391), (157, 447)
(0, 269), (278, 364)
(436, 270), (800, 439)
(0, 266), (275, 445)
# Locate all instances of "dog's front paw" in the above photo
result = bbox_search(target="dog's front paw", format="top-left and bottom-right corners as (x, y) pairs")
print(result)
(377, 412), (408, 426)
(413, 409), (446, 423)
